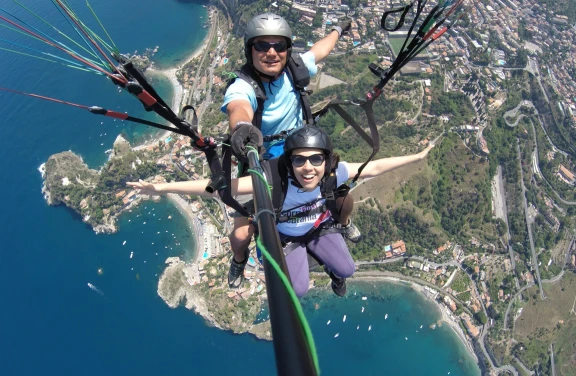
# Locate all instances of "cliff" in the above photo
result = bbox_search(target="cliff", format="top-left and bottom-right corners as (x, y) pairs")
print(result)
(157, 256), (272, 340)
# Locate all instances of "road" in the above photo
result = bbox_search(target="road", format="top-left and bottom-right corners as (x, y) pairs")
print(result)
(503, 282), (534, 330)
(528, 57), (549, 103)
(550, 343), (556, 376)
(495, 165), (516, 273)
(478, 323), (519, 375)
(516, 140), (545, 300)
(504, 101), (576, 209)
(504, 235), (575, 329)
(214, 197), (232, 233)
(513, 356), (535, 375)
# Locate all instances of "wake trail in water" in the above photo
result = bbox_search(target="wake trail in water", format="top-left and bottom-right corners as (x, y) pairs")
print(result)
(87, 282), (105, 297)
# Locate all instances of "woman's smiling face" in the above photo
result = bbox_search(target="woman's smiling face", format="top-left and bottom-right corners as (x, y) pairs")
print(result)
(290, 148), (326, 191)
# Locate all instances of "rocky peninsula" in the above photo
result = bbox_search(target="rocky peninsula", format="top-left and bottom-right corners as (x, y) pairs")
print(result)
(41, 134), (166, 234)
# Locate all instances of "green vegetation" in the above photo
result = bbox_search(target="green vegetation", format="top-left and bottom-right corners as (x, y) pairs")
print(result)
(513, 272), (576, 375)
(450, 270), (471, 293)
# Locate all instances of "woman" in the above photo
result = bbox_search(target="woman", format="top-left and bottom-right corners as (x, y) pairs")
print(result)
(127, 126), (434, 297)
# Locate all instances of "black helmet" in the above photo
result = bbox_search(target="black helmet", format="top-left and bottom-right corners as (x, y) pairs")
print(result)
(244, 13), (293, 63)
(284, 126), (333, 156)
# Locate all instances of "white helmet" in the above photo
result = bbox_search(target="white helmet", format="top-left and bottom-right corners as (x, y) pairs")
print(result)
(244, 13), (292, 62)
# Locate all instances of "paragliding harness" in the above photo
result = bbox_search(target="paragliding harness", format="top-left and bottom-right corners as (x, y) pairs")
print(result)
(227, 53), (315, 138)
(259, 155), (352, 266)
(266, 156), (348, 228)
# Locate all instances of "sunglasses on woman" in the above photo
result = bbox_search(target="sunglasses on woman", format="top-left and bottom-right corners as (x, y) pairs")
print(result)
(290, 154), (326, 167)
(252, 40), (288, 53)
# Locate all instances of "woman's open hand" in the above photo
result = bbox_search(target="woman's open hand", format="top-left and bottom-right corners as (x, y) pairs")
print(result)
(126, 179), (160, 195)
(418, 142), (435, 160)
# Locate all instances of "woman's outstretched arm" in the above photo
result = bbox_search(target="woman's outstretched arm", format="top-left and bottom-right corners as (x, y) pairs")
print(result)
(346, 143), (435, 179)
(126, 176), (253, 197)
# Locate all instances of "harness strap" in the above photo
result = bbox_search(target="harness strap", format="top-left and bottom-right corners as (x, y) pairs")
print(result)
(219, 139), (253, 217)
(311, 98), (381, 184)
(281, 219), (343, 248)
(286, 54), (313, 125)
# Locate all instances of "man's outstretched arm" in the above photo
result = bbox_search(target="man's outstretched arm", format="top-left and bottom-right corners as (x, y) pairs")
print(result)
(309, 19), (352, 63)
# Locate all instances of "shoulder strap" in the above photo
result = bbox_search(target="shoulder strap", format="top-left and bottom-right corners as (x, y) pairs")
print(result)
(263, 156), (289, 220)
(286, 55), (314, 125)
(229, 64), (267, 130)
(321, 163), (346, 223)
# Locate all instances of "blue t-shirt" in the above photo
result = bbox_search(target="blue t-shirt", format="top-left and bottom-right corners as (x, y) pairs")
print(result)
(221, 51), (317, 156)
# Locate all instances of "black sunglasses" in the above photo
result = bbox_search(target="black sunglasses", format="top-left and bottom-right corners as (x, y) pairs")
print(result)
(252, 40), (288, 53)
(290, 154), (326, 167)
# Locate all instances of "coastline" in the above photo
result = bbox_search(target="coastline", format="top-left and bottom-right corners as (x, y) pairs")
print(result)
(351, 275), (479, 364)
(139, 18), (213, 147)
(166, 193), (203, 264)
(410, 282), (479, 363)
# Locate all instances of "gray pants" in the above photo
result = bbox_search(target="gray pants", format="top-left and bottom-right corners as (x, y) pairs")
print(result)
(283, 233), (355, 297)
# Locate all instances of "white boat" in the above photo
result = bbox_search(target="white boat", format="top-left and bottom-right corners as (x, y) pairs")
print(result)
(343, 315), (346, 322)
(356, 325), (359, 330)
(368, 325), (372, 331)
(334, 333), (339, 338)
(361, 296), (367, 300)
(130, 251), (134, 259)
(327, 320), (331, 325)
(361, 307), (365, 313)
(385, 314), (388, 319)
(405, 337), (408, 340)
(122, 240), (126, 245)
(420, 325), (423, 329)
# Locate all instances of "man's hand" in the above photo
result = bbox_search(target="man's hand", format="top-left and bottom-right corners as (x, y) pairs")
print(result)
(126, 179), (160, 195)
(230, 122), (264, 162)
(333, 19), (352, 37)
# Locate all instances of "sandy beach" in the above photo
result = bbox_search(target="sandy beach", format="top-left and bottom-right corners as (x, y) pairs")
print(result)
(409, 280), (479, 362)
(136, 12), (213, 148)
(166, 193), (203, 264)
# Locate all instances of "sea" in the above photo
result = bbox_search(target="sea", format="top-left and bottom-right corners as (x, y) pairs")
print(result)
(0, 1), (480, 375)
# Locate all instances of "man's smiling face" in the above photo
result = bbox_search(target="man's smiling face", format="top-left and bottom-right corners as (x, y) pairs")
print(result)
(251, 36), (288, 78)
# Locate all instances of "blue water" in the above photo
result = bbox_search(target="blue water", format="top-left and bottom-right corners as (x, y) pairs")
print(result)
(0, 1), (480, 375)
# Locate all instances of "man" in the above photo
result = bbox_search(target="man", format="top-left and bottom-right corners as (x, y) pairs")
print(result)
(222, 13), (360, 288)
